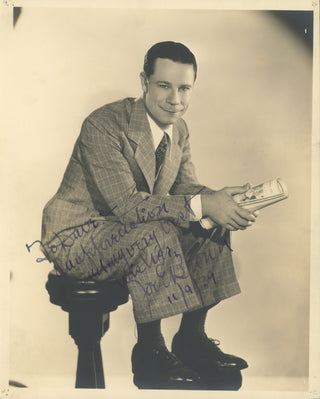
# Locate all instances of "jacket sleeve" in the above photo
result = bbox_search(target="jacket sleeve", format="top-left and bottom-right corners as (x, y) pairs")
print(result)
(170, 119), (215, 196)
(78, 117), (194, 227)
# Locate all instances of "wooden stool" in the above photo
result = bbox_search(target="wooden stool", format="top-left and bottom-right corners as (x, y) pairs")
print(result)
(46, 270), (129, 389)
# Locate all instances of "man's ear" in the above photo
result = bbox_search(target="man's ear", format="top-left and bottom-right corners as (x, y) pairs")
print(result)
(140, 72), (149, 94)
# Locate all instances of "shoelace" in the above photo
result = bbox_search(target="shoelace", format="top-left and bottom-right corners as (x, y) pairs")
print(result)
(209, 338), (221, 346)
(207, 338), (223, 353)
(198, 334), (223, 354)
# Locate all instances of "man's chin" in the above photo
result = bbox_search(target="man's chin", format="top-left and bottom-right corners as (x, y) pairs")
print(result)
(162, 116), (180, 127)
(163, 112), (183, 123)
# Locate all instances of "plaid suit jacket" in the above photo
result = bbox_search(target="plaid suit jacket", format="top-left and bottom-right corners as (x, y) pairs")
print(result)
(41, 97), (207, 254)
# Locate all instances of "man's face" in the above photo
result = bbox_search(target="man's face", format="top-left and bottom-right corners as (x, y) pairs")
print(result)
(141, 58), (195, 130)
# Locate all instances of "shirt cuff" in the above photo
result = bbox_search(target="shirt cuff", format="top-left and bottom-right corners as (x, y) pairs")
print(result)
(190, 195), (216, 230)
(189, 195), (202, 221)
(199, 217), (216, 230)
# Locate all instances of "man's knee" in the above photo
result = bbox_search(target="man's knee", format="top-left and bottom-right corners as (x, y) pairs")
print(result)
(135, 220), (182, 252)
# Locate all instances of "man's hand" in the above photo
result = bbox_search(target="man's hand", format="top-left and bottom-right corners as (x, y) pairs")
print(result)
(201, 184), (257, 231)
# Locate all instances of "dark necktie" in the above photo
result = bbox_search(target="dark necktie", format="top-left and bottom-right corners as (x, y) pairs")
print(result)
(155, 132), (168, 176)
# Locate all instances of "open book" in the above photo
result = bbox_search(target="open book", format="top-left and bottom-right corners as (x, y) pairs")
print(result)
(200, 178), (288, 230)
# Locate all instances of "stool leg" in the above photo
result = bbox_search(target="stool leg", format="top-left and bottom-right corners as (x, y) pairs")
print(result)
(69, 306), (110, 389)
(93, 342), (105, 386)
(75, 342), (105, 388)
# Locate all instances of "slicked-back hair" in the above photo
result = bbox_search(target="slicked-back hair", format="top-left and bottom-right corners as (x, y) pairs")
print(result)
(143, 41), (197, 81)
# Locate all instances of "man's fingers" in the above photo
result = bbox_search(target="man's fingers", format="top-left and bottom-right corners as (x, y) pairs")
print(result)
(224, 208), (257, 230)
(231, 214), (251, 229)
(225, 222), (238, 231)
(236, 206), (256, 222)
(224, 213), (247, 230)
(224, 183), (250, 196)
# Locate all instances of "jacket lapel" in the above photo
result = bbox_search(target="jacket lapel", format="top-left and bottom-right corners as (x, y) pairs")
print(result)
(127, 98), (155, 193)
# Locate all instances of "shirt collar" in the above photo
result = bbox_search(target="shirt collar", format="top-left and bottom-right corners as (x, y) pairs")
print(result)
(146, 113), (173, 149)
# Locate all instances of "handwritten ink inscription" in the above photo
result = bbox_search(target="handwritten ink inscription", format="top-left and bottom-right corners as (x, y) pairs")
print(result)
(25, 217), (99, 263)
(26, 190), (232, 317)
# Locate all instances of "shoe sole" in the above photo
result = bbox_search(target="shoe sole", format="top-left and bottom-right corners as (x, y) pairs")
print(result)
(133, 374), (202, 390)
(133, 370), (242, 391)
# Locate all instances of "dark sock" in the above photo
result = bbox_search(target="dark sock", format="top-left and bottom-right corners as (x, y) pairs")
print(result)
(136, 319), (165, 349)
(177, 305), (213, 342)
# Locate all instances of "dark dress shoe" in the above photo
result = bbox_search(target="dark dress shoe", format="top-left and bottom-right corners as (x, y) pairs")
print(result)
(131, 343), (201, 389)
(171, 333), (246, 390)
(172, 333), (248, 370)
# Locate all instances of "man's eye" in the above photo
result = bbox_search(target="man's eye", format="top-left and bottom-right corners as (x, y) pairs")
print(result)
(159, 84), (169, 89)
(181, 87), (190, 92)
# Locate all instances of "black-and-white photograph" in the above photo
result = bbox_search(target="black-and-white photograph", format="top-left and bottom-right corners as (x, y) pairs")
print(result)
(1, 2), (319, 398)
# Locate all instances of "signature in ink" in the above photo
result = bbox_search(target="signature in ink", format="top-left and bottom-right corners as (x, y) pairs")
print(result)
(25, 217), (100, 262)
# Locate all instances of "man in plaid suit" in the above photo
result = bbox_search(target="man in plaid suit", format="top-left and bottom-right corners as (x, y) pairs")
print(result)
(41, 41), (257, 389)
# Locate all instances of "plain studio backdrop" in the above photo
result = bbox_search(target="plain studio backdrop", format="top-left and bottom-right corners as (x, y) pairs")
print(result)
(2, 6), (313, 394)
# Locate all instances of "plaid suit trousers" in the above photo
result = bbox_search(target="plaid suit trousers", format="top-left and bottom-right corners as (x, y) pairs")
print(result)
(52, 219), (240, 323)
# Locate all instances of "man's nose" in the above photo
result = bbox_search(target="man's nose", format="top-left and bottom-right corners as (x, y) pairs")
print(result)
(167, 89), (180, 105)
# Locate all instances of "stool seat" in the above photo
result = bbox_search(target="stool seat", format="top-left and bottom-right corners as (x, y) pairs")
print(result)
(46, 270), (129, 312)
(46, 270), (129, 389)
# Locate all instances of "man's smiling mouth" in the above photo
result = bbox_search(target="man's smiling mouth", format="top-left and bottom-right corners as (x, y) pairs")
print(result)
(160, 107), (183, 114)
